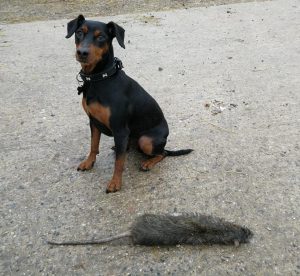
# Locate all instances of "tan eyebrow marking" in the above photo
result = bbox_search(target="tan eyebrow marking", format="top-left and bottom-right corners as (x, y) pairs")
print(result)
(94, 30), (101, 37)
(82, 24), (88, 33)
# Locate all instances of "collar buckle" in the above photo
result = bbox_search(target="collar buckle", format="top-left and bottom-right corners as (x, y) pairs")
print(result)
(114, 57), (123, 70)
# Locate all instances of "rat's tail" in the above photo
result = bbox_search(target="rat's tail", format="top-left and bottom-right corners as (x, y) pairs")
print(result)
(47, 231), (131, 246)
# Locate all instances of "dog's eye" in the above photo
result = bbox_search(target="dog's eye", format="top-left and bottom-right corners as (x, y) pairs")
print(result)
(76, 30), (84, 39)
(96, 35), (105, 42)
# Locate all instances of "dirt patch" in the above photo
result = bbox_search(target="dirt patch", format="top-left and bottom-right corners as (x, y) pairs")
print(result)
(0, 0), (267, 23)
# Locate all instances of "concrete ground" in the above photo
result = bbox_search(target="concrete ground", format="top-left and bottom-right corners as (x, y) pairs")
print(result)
(0, 0), (299, 275)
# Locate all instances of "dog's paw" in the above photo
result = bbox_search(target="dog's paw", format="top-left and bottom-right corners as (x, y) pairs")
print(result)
(106, 178), (122, 193)
(77, 158), (95, 171)
(140, 160), (155, 171)
(140, 155), (164, 171)
(140, 162), (151, 171)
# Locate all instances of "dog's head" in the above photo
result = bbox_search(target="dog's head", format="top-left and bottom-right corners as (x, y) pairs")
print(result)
(66, 15), (125, 73)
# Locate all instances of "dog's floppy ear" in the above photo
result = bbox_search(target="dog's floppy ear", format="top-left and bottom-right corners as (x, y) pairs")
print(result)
(107, 22), (125, 49)
(66, 14), (85, 39)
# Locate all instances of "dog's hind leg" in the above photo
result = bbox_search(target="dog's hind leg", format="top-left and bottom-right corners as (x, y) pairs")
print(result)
(138, 135), (167, 171)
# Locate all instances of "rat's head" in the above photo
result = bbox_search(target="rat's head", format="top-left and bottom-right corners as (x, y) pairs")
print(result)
(66, 15), (125, 73)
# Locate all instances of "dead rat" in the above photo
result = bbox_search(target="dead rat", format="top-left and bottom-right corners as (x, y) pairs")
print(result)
(47, 213), (253, 246)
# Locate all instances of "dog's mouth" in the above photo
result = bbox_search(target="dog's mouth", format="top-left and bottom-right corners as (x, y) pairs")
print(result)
(76, 56), (98, 73)
(76, 55), (89, 64)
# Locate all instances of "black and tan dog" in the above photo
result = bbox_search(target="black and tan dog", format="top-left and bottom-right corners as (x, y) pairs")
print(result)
(66, 15), (192, 193)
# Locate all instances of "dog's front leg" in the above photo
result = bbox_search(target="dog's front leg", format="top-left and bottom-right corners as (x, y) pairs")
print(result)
(106, 128), (129, 193)
(77, 121), (101, 171)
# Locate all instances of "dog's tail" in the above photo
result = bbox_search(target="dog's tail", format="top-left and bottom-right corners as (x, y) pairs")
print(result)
(164, 149), (193, 156)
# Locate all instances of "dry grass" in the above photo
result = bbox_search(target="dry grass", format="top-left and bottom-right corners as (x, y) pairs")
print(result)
(0, 0), (267, 23)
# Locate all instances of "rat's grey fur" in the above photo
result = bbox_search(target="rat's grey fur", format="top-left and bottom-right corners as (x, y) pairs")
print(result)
(131, 213), (253, 246)
(47, 213), (253, 246)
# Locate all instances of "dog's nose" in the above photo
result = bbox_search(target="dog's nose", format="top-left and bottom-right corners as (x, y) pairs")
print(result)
(76, 48), (89, 58)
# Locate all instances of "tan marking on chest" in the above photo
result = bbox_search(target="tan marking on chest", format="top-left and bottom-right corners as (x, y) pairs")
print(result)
(86, 102), (111, 129)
